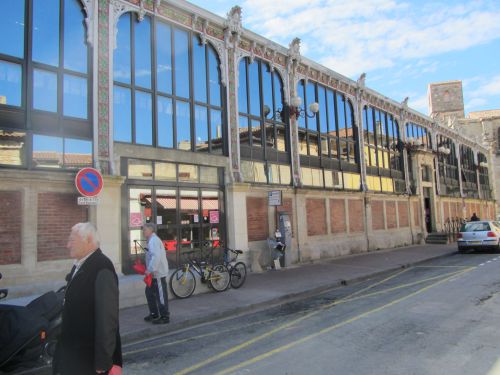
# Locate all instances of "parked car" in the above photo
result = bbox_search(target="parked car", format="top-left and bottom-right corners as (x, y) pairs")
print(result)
(457, 221), (500, 253)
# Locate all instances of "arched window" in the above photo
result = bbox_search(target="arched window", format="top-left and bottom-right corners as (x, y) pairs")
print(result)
(0, 0), (92, 169)
(295, 79), (360, 190)
(436, 135), (460, 197)
(460, 144), (478, 198)
(363, 106), (404, 193)
(238, 57), (290, 185)
(113, 14), (224, 154)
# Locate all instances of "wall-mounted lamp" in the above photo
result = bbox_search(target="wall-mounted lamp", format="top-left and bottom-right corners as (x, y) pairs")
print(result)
(479, 161), (488, 168)
(263, 96), (319, 122)
(437, 146), (451, 155)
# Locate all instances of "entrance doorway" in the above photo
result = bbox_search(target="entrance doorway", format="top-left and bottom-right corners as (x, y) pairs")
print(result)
(122, 159), (225, 273)
(423, 187), (433, 233)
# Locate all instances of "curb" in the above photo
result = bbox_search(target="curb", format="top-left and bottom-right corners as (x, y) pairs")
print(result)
(121, 248), (457, 345)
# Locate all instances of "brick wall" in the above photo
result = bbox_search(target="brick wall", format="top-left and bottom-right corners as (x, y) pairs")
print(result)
(247, 197), (269, 241)
(306, 199), (326, 236)
(386, 201), (397, 229)
(413, 201), (420, 227)
(398, 201), (409, 227)
(330, 199), (346, 233)
(0, 191), (22, 265)
(37, 193), (89, 262)
(349, 199), (364, 233)
(372, 200), (385, 230)
(277, 198), (293, 237)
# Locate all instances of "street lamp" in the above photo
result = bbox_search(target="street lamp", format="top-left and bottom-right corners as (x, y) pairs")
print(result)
(264, 96), (320, 122)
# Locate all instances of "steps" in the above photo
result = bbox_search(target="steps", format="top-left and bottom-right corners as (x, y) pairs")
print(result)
(425, 232), (451, 244)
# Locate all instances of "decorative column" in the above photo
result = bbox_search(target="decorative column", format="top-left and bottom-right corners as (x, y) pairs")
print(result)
(400, 98), (411, 195)
(354, 73), (368, 191)
(224, 6), (244, 182)
(287, 38), (302, 187)
(432, 125), (441, 196)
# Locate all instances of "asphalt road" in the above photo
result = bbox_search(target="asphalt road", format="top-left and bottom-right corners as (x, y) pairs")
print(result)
(122, 251), (500, 375)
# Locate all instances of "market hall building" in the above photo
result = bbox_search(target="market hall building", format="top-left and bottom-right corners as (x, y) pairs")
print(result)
(0, 0), (496, 300)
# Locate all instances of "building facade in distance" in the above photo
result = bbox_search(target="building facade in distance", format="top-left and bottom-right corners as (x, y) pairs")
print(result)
(0, 0), (496, 298)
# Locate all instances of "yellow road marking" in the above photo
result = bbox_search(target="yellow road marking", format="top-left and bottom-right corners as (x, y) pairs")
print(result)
(414, 265), (473, 268)
(215, 267), (474, 375)
(173, 267), (445, 375)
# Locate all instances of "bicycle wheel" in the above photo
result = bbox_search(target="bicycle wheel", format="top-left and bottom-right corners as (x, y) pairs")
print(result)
(230, 262), (247, 289)
(170, 268), (196, 299)
(208, 264), (230, 292)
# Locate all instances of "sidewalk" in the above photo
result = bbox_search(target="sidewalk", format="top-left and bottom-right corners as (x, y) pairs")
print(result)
(120, 243), (457, 344)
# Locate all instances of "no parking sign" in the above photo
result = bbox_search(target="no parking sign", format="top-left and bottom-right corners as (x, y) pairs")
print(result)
(75, 168), (103, 204)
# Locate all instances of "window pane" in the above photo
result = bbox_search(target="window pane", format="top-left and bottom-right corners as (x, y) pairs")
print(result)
(129, 188), (152, 229)
(33, 69), (57, 112)
(210, 109), (223, 154)
(0, 0), (24, 58)
(128, 159), (153, 179)
(301, 167), (312, 186)
(273, 73), (284, 118)
(253, 162), (266, 183)
(134, 16), (151, 89)
(200, 166), (218, 184)
(156, 189), (177, 225)
(279, 164), (291, 185)
(114, 14), (131, 84)
(195, 105), (208, 152)
(208, 47), (221, 107)
(64, 0), (87, 73)
(33, 0), (59, 66)
(337, 94), (346, 134)
(0, 130), (26, 166)
(180, 190), (199, 223)
(248, 61), (260, 117)
(330, 137), (338, 158)
(238, 60), (247, 114)
(251, 119), (261, 147)
(179, 164), (198, 182)
(345, 100), (354, 140)
(155, 162), (176, 181)
(241, 160), (253, 182)
(63, 74), (87, 118)
(64, 138), (92, 169)
(327, 90), (336, 134)
(306, 82), (316, 130)
(262, 63), (273, 117)
(318, 86), (327, 134)
(321, 137), (328, 156)
(298, 129), (307, 155)
(176, 100), (191, 150)
(174, 29), (190, 98)
(157, 96), (173, 148)
(268, 163), (280, 184)
(156, 22), (172, 94)
(309, 134), (319, 156)
(297, 81), (306, 129)
(135, 91), (152, 145)
(32, 134), (63, 168)
(239, 116), (249, 145)
(276, 123), (286, 152)
(113, 85), (131, 142)
(0, 61), (22, 107)
(193, 36), (207, 103)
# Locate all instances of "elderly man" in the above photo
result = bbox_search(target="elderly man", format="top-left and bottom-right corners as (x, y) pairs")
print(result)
(143, 223), (170, 324)
(53, 223), (122, 375)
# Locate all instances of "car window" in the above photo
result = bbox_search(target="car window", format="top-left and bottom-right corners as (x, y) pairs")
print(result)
(463, 223), (491, 232)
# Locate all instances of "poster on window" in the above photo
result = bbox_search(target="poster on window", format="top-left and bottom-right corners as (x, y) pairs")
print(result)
(130, 213), (143, 227)
(209, 210), (219, 224)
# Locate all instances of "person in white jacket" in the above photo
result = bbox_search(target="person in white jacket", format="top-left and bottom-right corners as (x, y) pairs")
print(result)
(142, 223), (170, 324)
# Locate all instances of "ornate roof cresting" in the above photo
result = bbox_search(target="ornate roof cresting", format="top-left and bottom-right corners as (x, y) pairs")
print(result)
(224, 6), (243, 48)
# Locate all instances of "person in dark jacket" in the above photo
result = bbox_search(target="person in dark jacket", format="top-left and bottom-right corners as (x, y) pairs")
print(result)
(53, 222), (122, 375)
(470, 213), (480, 221)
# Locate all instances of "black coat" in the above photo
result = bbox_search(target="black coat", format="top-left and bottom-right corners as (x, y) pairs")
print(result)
(53, 249), (122, 375)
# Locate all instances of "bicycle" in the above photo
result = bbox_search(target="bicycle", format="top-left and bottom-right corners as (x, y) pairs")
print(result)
(169, 248), (230, 299)
(223, 247), (247, 289)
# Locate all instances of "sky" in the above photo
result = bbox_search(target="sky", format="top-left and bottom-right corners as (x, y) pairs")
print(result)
(189, 0), (500, 116)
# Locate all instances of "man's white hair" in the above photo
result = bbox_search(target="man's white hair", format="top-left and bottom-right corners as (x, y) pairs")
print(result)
(72, 222), (100, 247)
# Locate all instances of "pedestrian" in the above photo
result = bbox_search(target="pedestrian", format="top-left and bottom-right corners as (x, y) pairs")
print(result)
(143, 223), (170, 324)
(53, 222), (122, 375)
(470, 213), (480, 221)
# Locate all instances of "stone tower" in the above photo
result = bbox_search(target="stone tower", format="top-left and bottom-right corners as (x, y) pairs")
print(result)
(428, 81), (465, 125)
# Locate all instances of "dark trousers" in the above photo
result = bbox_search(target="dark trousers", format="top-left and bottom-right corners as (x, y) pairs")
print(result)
(145, 276), (169, 318)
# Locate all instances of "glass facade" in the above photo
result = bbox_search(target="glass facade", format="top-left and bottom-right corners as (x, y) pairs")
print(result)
(113, 13), (225, 154)
(436, 135), (460, 197)
(478, 152), (491, 199)
(296, 79), (360, 190)
(238, 57), (290, 185)
(363, 106), (404, 193)
(0, 0), (92, 169)
(405, 123), (432, 149)
(460, 144), (479, 198)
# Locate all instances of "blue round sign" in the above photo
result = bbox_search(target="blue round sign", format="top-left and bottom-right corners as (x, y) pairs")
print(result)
(75, 168), (103, 197)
